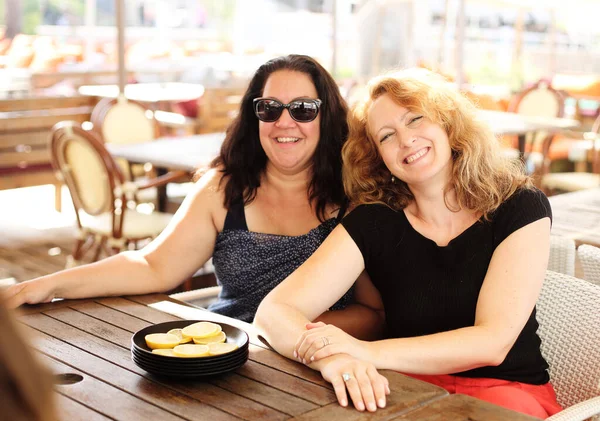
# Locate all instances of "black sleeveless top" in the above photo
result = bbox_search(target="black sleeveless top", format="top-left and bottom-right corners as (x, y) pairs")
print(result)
(208, 198), (354, 322)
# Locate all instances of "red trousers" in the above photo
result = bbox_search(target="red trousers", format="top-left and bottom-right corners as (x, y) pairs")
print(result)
(406, 373), (562, 418)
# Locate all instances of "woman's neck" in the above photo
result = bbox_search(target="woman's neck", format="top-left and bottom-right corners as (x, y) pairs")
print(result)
(262, 163), (312, 199)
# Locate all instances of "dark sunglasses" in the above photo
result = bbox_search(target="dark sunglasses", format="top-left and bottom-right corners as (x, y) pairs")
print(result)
(253, 98), (322, 123)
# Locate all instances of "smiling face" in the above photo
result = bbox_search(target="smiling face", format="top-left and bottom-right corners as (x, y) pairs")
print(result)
(368, 93), (453, 188)
(258, 70), (321, 176)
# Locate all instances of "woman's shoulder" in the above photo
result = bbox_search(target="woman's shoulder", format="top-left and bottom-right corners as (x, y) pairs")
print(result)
(500, 186), (550, 216)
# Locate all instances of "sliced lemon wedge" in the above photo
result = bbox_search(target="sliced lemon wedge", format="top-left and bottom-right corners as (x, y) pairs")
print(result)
(208, 342), (239, 356)
(152, 349), (176, 357)
(173, 344), (210, 358)
(181, 322), (222, 339)
(193, 331), (226, 345)
(167, 328), (192, 344)
(145, 333), (181, 350)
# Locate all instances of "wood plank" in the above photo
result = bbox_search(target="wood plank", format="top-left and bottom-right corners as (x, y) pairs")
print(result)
(237, 360), (336, 406)
(55, 393), (113, 421)
(392, 394), (540, 420)
(97, 296), (182, 324)
(212, 372), (319, 416)
(293, 372), (448, 421)
(70, 301), (151, 332)
(0, 112), (90, 131)
(249, 344), (329, 387)
(0, 170), (58, 190)
(20, 242), (69, 272)
(0, 246), (65, 276)
(0, 96), (95, 112)
(41, 354), (188, 421)
(0, 131), (49, 148)
(0, 149), (51, 166)
(20, 313), (288, 421)
(30, 327), (238, 421)
(44, 307), (133, 349)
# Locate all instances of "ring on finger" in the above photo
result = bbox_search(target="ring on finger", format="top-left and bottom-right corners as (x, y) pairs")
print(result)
(342, 372), (352, 382)
(321, 336), (330, 347)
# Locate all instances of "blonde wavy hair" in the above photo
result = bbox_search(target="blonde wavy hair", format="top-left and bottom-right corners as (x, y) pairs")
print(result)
(342, 68), (531, 219)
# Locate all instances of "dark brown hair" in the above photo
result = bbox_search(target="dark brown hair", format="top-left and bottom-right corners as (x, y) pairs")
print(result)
(211, 54), (349, 221)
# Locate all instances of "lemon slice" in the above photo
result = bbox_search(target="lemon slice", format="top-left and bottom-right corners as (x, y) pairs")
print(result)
(167, 328), (192, 344)
(173, 344), (210, 358)
(193, 331), (226, 345)
(152, 349), (176, 357)
(145, 333), (181, 350)
(208, 342), (239, 356)
(181, 322), (222, 339)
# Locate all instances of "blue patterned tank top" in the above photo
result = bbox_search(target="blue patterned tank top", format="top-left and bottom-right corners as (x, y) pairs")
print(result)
(208, 198), (354, 322)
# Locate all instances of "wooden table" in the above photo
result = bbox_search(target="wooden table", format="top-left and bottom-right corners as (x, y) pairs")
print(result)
(479, 110), (580, 158)
(550, 187), (600, 248)
(17, 294), (540, 420)
(107, 133), (225, 210)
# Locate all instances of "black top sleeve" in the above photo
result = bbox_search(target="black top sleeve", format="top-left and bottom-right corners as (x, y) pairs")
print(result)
(491, 187), (552, 248)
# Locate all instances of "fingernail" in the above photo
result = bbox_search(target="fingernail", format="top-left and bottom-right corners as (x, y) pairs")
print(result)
(293, 351), (297, 358)
(357, 402), (365, 411)
(302, 358), (306, 364)
(368, 402), (377, 411)
(341, 399), (347, 407)
(310, 356), (314, 361)
(378, 398), (386, 408)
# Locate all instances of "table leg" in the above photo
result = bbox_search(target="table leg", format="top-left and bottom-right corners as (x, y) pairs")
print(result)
(518, 134), (526, 161)
(156, 167), (168, 212)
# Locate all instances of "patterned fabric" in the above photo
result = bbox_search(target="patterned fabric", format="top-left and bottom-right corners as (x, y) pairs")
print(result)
(536, 270), (600, 412)
(209, 218), (354, 322)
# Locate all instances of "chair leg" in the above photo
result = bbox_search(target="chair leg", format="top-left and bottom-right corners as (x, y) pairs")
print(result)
(54, 183), (62, 212)
(92, 237), (106, 262)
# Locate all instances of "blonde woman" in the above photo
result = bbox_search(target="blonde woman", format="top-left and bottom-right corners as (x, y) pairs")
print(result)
(255, 68), (562, 417)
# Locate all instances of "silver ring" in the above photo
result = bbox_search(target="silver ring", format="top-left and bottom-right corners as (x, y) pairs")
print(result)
(321, 336), (330, 347)
(342, 372), (352, 382)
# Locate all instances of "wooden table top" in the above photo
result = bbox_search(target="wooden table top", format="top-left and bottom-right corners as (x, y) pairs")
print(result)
(550, 187), (600, 248)
(16, 294), (540, 420)
(107, 133), (225, 172)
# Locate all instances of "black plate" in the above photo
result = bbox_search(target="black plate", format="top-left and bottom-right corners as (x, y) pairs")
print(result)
(131, 351), (249, 373)
(131, 348), (249, 369)
(132, 354), (249, 378)
(132, 320), (249, 362)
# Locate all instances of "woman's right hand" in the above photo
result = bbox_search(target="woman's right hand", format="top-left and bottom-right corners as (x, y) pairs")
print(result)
(317, 354), (390, 412)
(2, 278), (56, 309)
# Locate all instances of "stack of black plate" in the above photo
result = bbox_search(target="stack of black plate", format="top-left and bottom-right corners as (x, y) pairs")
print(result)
(131, 320), (249, 377)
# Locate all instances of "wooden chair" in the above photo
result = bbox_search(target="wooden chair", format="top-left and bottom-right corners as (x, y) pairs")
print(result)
(197, 86), (246, 134)
(90, 95), (160, 146)
(507, 80), (566, 183)
(537, 271), (600, 420)
(541, 114), (600, 194)
(49, 121), (181, 266)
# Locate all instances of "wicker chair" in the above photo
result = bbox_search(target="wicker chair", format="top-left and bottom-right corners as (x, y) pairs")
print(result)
(50, 121), (182, 266)
(548, 235), (576, 276)
(537, 270), (600, 420)
(576, 245), (600, 286)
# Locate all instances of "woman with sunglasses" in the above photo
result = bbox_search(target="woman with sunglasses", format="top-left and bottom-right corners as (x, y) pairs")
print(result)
(5, 55), (386, 346)
(255, 68), (562, 417)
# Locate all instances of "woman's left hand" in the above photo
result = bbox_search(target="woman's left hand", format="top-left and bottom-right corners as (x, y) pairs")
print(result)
(294, 322), (369, 364)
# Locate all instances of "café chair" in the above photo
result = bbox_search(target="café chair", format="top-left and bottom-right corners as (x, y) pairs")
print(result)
(548, 235), (576, 277)
(507, 80), (565, 180)
(541, 114), (600, 195)
(49, 121), (183, 266)
(576, 245), (600, 286)
(537, 270), (600, 420)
